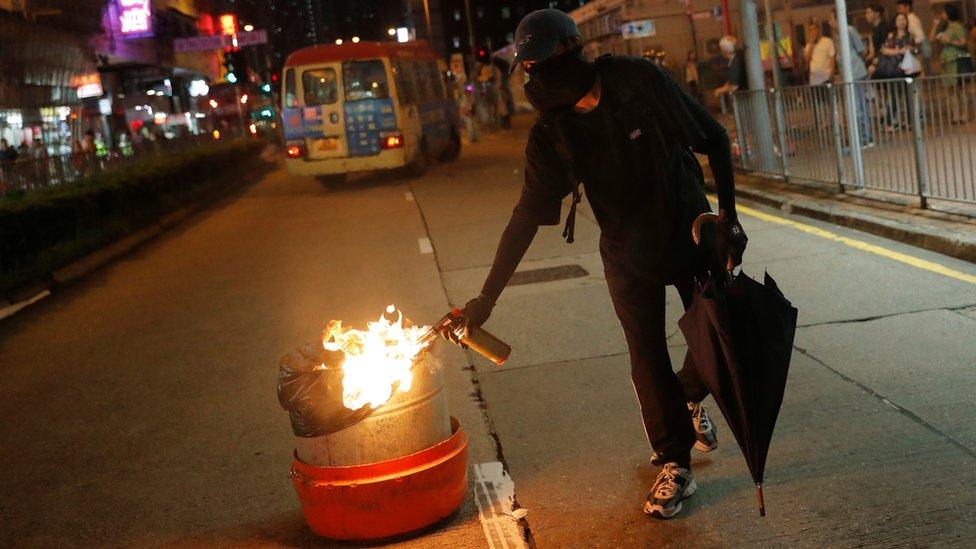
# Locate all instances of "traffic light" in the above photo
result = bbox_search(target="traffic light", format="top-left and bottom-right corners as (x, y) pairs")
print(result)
(476, 47), (490, 63)
(222, 50), (247, 84)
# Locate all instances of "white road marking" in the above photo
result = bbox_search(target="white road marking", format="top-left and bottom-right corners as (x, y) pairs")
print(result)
(417, 237), (433, 254)
(473, 462), (527, 549)
(0, 290), (51, 321)
(404, 191), (415, 201)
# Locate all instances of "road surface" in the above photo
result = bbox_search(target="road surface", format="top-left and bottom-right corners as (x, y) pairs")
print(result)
(1, 115), (975, 547)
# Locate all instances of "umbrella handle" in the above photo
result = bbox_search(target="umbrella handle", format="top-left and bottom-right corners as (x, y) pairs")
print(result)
(691, 212), (736, 273)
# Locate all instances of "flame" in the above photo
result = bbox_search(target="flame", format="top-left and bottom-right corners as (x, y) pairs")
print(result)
(323, 305), (432, 410)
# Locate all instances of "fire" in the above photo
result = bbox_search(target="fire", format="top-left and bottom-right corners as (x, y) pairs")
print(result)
(323, 305), (431, 410)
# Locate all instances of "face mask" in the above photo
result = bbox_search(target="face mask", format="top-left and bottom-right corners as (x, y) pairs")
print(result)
(523, 48), (597, 112)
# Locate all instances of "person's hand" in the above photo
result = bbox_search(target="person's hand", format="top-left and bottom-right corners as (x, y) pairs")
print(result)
(715, 209), (748, 270)
(461, 295), (493, 329)
(441, 295), (494, 347)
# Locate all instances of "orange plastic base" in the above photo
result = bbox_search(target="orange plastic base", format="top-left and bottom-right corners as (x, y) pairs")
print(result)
(290, 417), (468, 541)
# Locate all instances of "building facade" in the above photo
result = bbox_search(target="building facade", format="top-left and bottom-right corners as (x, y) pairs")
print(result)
(440, 0), (586, 56)
(0, 0), (227, 155)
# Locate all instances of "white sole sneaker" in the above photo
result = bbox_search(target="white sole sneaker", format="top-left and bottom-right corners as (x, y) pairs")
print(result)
(694, 439), (718, 452)
(642, 478), (699, 519)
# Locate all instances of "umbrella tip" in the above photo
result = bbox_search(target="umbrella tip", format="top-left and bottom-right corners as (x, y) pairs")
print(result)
(756, 483), (766, 517)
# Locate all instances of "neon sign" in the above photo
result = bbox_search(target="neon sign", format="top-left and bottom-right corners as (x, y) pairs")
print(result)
(117, 0), (153, 38)
(219, 13), (238, 36)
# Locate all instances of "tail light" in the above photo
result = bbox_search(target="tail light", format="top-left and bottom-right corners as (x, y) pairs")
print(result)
(380, 131), (403, 149)
(286, 141), (305, 159)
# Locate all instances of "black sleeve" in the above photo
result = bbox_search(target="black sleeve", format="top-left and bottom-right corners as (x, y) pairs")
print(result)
(478, 219), (539, 304)
(646, 63), (738, 218)
(511, 122), (573, 226)
(729, 54), (748, 89)
(478, 122), (571, 303)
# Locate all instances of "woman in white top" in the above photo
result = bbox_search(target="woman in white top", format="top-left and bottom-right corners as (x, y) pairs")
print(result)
(804, 23), (836, 85)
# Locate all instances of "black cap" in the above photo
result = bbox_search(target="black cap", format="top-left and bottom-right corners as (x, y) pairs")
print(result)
(511, 9), (580, 73)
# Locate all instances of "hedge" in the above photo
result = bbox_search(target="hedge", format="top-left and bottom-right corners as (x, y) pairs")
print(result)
(0, 138), (268, 294)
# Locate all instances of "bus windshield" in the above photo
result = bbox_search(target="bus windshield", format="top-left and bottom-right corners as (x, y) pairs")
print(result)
(343, 60), (390, 101)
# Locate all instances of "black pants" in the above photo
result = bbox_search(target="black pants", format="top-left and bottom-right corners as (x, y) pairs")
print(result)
(605, 266), (709, 469)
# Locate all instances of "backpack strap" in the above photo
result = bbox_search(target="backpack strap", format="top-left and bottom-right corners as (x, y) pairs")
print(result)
(540, 116), (583, 244)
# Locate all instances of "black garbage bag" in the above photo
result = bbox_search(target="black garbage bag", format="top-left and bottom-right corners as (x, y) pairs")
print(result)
(277, 343), (373, 437)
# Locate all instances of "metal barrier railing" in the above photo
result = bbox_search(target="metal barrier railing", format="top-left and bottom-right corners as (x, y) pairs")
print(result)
(730, 73), (976, 208)
(0, 132), (240, 198)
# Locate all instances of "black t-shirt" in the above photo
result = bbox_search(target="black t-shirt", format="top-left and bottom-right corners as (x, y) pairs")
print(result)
(728, 51), (748, 90)
(871, 20), (893, 59)
(512, 57), (725, 278)
(561, 95), (632, 239)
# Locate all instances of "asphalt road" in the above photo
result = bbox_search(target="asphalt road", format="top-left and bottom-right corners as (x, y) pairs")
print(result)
(1, 115), (975, 547)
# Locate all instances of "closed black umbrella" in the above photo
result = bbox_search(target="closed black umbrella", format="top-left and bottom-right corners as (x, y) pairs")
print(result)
(678, 213), (798, 516)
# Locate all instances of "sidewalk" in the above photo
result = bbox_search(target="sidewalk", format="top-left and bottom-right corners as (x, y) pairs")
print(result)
(410, 114), (976, 546)
(708, 172), (976, 263)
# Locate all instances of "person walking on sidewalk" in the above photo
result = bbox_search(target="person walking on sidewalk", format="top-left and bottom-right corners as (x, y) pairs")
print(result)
(830, 10), (875, 146)
(451, 9), (747, 519)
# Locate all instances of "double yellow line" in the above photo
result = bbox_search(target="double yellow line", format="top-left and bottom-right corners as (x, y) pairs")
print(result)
(729, 201), (976, 286)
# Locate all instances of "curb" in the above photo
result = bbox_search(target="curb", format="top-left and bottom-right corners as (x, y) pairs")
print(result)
(0, 159), (276, 321)
(709, 178), (976, 264)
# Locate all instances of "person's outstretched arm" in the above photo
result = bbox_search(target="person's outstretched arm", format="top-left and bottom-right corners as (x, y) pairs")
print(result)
(460, 123), (571, 327)
(462, 219), (538, 327)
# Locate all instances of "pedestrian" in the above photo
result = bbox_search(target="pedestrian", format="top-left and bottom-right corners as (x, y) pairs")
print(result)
(452, 9), (747, 519)
(685, 50), (702, 103)
(864, 4), (893, 74)
(931, 4), (971, 123)
(969, 19), (976, 61)
(712, 35), (747, 99)
(1, 138), (19, 163)
(878, 13), (921, 132)
(896, 0), (931, 74)
(829, 11), (874, 146)
(457, 76), (479, 143)
(804, 23), (836, 85)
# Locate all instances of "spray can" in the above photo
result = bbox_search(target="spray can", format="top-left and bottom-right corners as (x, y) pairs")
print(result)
(426, 309), (511, 366)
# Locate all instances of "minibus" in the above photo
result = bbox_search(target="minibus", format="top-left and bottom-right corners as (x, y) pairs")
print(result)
(281, 41), (461, 185)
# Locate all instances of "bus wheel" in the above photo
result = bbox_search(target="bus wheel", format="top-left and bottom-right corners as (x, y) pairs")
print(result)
(316, 173), (347, 187)
(438, 128), (462, 162)
(408, 139), (429, 177)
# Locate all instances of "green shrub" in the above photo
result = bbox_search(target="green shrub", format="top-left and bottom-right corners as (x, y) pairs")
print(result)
(0, 138), (267, 293)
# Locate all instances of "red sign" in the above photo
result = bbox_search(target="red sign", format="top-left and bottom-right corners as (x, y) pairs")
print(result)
(219, 13), (238, 36)
(197, 13), (215, 35)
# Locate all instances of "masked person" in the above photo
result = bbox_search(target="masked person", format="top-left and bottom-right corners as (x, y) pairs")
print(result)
(451, 9), (747, 519)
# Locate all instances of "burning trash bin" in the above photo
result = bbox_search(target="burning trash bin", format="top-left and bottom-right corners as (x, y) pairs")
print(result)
(278, 305), (509, 541)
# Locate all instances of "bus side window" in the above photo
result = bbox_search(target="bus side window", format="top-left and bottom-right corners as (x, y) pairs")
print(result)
(394, 60), (416, 106)
(284, 68), (298, 108)
(410, 61), (428, 103)
(429, 61), (446, 100)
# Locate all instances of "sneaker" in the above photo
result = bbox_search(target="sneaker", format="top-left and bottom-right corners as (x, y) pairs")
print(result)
(643, 463), (698, 519)
(689, 402), (718, 452)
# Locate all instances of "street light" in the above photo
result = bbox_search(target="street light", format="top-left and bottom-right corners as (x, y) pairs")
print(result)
(387, 28), (396, 36)
(243, 24), (254, 32)
(335, 38), (343, 45)
(351, 36), (360, 43)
